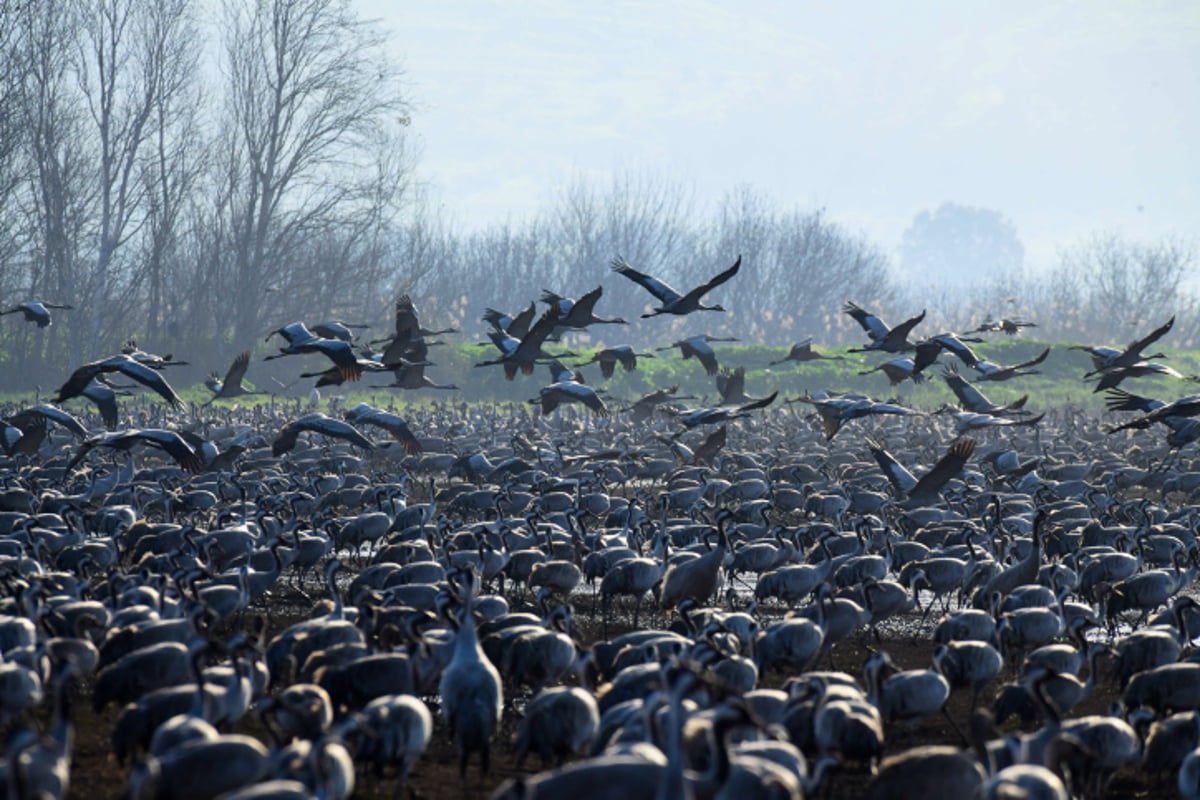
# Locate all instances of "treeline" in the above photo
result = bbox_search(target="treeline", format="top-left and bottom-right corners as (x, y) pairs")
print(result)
(404, 184), (1200, 356)
(0, 0), (1194, 395)
(407, 179), (893, 349)
(890, 234), (1200, 350)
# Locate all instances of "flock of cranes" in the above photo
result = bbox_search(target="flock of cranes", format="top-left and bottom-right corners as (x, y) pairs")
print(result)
(2, 255), (1200, 799)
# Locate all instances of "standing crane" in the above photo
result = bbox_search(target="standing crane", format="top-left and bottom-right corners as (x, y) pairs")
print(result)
(439, 568), (503, 779)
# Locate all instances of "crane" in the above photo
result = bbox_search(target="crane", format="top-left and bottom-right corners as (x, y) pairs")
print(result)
(657, 334), (738, 376)
(56, 354), (183, 409)
(573, 345), (656, 378)
(264, 322), (364, 382)
(866, 437), (976, 509)
(475, 305), (569, 380)
(0, 301), (72, 327)
(204, 352), (268, 404)
(768, 337), (845, 366)
(342, 403), (423, 454)
(843, 301), (926, 353)
(271, 413), (374, 456)
(540, 285), (626, 331)
(64, 429), (203, 474)
(610, 254), (741, 317)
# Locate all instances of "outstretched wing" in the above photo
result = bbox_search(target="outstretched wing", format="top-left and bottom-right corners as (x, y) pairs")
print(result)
(1012, 347), (1051, 371)
(842, 301), (889, 341)
(394, 295), (421, 341)
(716, 367), (745, 404)
(736, 390), (778, 413)
(943, 368), (992, 412)
(906, 438), (975, 505)
(313, 340), (363, 382)
(682, 255), (741, 303)
(223, 352), (251, 391)
(514, 305), (562, 364)
(610, 257), (682, 305)
(864, 437), (917, 495)
(1127, 315), (1175, 357)
(274, 413), (373, 456)
(507, 301), (537, 338)
(136, 430), (204, 472)
(362, 410), (422, 455)
(1104, 388), (1164, 415)
(912, 340), (944, 376)
(82, 384), (120, 430)
(569, 285), (604, 320)
(932, 333), (980, 368)
(55, 362), (104, 403)
(888, 309), (927, 344)
(12, 404), (88, 438)
(693, 425), (727, 465)
(107, 356), (183, 408)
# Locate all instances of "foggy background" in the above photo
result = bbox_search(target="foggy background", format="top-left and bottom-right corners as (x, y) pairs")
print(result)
(0, 0), (1196, 389)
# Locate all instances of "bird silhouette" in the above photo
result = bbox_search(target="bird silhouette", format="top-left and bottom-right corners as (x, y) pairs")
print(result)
(56, 355), (183, 409)
(0, 301), (73, 328)
(610, 254), (741, 317)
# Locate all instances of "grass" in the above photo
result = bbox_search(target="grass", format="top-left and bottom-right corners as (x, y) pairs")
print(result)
(4, 337), (1199, 416)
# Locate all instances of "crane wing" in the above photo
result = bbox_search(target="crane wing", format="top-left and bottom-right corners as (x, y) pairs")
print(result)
(610, 257), (682, 305)
(682, 255), (741, 302)
(865, 437), (918, 495)
(905, 438), (976, 506)
(842, 301), (889, 341)
(107, 356), (183, 408)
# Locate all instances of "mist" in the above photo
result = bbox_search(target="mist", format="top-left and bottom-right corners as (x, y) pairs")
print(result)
(374, 0), (1199, 274)
(0, 0), (1196, 390)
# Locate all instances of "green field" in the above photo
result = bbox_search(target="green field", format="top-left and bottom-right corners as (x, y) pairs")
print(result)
(10, 338), (1200, 417)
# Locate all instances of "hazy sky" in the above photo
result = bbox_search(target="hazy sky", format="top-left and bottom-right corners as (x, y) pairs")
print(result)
(360, 1), (1199, 272)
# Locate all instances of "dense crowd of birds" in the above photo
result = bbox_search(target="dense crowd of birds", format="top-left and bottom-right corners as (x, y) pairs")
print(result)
(2, 258), (1200, 799)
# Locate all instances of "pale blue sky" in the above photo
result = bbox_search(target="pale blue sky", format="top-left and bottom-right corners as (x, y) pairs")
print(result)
(361, 1), (1199, 271)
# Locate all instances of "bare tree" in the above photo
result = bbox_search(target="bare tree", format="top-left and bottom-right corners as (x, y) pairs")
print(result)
(75, 0), (170, 355)
(385, 190), (460, 321)
(14, 0), (92, 379)
(133, 0), (205, 348)
(0, 0), (29, 210)
(0, 0), (33, 301)
(552, 172), (693, 286)
(710, 187), (892, 343)
(1073, 233), (1196, 339)
(218, 0), (411, 344)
